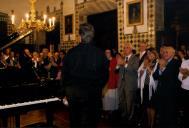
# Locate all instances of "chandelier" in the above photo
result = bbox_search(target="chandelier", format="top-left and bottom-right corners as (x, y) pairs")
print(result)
(12, 0), (55, 32)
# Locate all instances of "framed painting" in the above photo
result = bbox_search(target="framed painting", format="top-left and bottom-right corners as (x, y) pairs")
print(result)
(126, 0), (143, 26)
(64, 14), (73, 35)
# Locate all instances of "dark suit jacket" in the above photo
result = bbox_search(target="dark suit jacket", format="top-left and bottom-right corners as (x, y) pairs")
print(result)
(136, 51), (147, 67)
(153, 58), (181, 102)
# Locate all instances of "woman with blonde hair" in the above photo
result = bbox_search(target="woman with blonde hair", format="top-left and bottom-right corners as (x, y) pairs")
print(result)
(138, 49), (159, 128)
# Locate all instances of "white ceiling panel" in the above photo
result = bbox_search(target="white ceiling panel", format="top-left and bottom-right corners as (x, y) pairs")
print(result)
(78, 0), (117, 16)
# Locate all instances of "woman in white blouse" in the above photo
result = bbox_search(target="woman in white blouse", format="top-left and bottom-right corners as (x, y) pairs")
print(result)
(138, 49), (159, 128)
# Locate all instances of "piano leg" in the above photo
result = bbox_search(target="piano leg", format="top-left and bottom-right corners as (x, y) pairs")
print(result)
(46, 106), (53, 127)
(2, 115), (8, 127)
(15, 113), (20, 128)
(1, 113), (20, 127)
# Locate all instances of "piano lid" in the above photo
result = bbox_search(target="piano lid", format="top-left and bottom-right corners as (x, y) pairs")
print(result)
(0, 30), (33, 51)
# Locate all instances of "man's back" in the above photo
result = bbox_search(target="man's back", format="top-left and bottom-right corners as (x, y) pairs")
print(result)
(63, 43), (109, 89)
(62, 23), (109, 127)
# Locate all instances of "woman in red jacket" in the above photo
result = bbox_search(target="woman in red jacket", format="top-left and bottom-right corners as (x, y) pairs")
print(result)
(102, 49), (119, 120)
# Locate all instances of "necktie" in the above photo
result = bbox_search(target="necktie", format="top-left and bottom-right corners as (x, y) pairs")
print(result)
(144, 70), (150, 85)
(125, 57), (128, 63)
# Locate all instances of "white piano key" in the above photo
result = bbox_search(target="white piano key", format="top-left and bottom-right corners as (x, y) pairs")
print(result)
(0, 97), (61, 110)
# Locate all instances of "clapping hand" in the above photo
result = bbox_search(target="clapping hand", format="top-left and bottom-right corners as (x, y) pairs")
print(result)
(159, 59), (167, 71)
(116, 56), (125, 66)
(180, 68), (189, 80)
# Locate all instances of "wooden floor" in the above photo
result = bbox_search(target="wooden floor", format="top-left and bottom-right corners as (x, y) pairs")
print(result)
(20, 104), (110, 128)
(0, 103), (111, 128)
(53, 105), (110, 128)
(0, 103), (185, 128)
(53, 105), (70, 128)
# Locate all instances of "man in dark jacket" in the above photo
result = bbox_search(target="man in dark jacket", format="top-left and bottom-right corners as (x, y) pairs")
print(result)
(62, 23), (109, 128)
(153, 46), (181, 128)
(136, 42), (148, 67)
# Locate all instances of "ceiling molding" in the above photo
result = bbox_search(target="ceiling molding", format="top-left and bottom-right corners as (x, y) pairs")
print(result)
(78, 0), (117, 16)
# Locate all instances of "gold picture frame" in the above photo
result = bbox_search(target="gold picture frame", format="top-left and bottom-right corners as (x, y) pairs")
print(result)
(126, 0), (143, 27)
(64, 14), (73, 35)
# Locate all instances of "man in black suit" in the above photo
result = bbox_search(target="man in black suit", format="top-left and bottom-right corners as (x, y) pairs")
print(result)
(135, 42), (147, 125)
(153, 46), (181, 128)
(62, 23), (109, 128)
(136, 42), (148, 67)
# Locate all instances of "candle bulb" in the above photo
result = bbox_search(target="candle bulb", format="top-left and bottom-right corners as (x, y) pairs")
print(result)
(11, 15), (15, 24)
(49, 18), (52, 27)
(43, 14), (47, 24)
(52, 17), (55, 26)
(25, 13), (29, 22)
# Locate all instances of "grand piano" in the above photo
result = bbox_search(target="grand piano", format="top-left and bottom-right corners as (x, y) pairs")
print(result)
(0, 31), (63, 127)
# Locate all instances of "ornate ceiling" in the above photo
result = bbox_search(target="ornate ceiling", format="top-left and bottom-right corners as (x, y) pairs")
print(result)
(78, 0), (117, 16)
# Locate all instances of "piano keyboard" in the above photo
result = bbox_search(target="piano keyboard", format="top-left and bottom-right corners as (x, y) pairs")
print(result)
(0, 97), (61, 110)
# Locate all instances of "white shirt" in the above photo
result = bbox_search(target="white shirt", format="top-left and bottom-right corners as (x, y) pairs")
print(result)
(140, 51), (146, 59)
(32, 58), (39, 68)
(178, 59), (189, 90)
(138, 61), (158, 103)
(182, 58), (186, 62)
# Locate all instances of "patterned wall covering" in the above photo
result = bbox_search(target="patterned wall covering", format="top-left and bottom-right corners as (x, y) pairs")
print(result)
(7, 19), (14, 35)
(59, 1), (64, 49)
(75, 3), (80, 45)
(117, 0), (156, 54)
(0, 12), (13, 36)
(60, 0), (80, 52)
(61, 0), (159, 53)
(62, 0), (116, 52)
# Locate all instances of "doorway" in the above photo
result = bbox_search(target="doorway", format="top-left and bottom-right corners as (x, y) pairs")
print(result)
(87, 10), (118, 51)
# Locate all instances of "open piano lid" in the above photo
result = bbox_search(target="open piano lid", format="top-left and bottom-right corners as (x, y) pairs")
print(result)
(0, 30), (33, 51)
